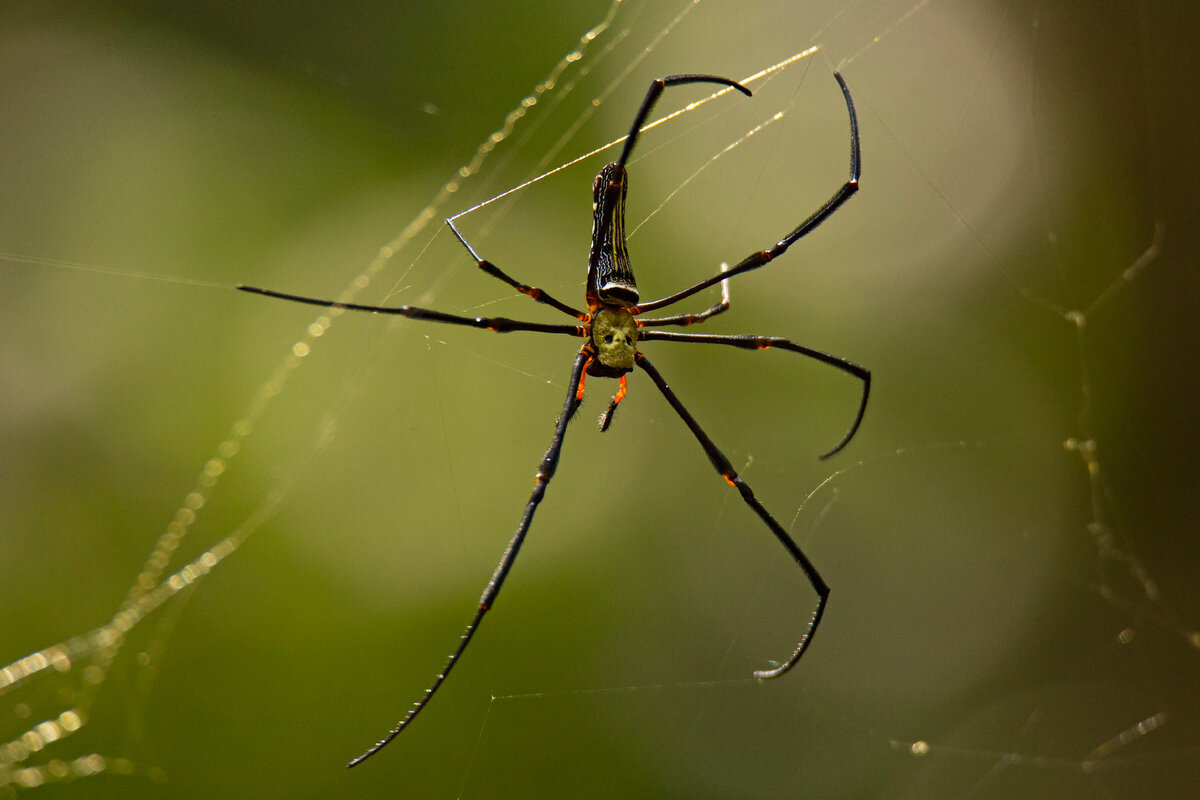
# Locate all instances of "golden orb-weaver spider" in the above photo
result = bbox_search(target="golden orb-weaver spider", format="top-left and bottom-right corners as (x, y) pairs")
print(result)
(239, 70), (868, 766)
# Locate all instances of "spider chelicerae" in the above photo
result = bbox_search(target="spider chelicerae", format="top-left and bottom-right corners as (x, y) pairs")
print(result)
(238, 70), (869, 766)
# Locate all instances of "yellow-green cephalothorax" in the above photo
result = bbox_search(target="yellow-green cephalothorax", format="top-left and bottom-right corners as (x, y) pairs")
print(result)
(590, 305), (638, 374)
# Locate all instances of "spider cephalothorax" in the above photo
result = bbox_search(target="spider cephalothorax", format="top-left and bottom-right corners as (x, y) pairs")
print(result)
(589, 306), (638, 374)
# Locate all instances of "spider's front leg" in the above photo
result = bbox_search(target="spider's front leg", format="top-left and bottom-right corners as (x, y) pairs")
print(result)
(347, 347), (592, 767)
(635, 352), (829, 678)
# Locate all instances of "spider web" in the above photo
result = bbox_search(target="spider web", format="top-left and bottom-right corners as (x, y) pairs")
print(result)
(2, 0), (1197, 798)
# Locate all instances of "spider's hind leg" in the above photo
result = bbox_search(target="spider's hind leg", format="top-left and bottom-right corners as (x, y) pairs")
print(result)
(635, 264), (732, 329)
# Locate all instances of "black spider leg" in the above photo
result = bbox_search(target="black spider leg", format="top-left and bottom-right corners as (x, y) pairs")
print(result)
(634, 71), (860, 314)
(637, 264), (732, 328)
(348, 348), (591, 767)
(614, 74), (751, 172)
(588, 75), (751, 309)
(635, 352), (828, 679)
(445, 218), (588, 321)
(238, 217), (593, 329)
(640, 330), (870, 459)
(235, 285), (586, 338)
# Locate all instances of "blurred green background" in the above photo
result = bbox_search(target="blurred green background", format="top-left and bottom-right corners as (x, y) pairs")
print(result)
(2, 1), (1197, 798)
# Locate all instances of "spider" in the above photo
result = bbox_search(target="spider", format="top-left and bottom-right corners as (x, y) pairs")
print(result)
(238, 70), (868, 766)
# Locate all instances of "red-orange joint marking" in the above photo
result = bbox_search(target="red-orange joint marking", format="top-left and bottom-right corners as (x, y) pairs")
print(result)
(612, 374), (628, 405)
(576, 360), (591, 400)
